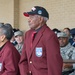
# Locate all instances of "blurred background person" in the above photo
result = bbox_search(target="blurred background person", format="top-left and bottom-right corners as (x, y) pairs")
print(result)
(57, 32), (75, 75)
(14, 30), (24, 54)
(10, 28), (19, 46)
(63, 27), (73, 46)
(72, 36), (75, 47)
(52, 28), (61, 35)
(70, 28), (75, 47)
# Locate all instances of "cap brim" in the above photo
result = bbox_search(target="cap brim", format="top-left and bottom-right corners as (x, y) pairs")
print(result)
(15, 34), (23, 37)
(23, 12), (29, 17)
(23, 12), (35, 17)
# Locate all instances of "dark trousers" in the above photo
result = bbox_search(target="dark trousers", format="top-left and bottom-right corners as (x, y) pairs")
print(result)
(62, 69), (74, 75)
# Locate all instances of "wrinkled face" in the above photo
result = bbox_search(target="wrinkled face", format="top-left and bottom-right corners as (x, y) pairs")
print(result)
(58, 37), (68, 47)
(15, 35), (23, 44)
(28, 15), (43, 30)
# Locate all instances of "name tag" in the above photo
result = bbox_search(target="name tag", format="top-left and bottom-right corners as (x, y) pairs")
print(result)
(35, 47), (43, 57)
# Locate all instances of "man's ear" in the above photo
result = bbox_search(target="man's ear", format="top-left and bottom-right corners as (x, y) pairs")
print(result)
(39, 16), (44, 23)
(1, 35), (6, 42)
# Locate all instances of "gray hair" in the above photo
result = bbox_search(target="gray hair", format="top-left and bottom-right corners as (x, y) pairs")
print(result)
(43, 17), (48, 22)
(36, 15), (48, 22)
(0, 23), (13, 40)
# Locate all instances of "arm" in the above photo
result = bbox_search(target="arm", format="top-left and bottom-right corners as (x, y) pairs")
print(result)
(46, 34), (63, 75)
(2, 48), (20, 75)
(63, 63), (73, 69)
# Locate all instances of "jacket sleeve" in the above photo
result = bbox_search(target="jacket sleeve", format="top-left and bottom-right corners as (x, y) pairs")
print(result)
(2, 48), (20, 75)
(46, 34), (63, 75)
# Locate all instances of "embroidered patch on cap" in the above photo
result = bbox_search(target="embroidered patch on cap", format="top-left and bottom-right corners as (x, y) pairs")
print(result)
(38, 10), (42, 14)
(31, 7), (36, 11)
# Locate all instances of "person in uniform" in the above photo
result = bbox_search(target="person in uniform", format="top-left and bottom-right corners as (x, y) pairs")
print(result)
(57, 32), (75, 75)
(19, 6), (63, 75)
(14, 30), (24, 54)
(0, 23), (20, 75)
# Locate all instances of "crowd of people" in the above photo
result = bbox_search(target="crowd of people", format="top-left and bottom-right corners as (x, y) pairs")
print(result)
(53, 28), (75, 75)
(52, 27), (75, 48)
(0, 6), (75, 75)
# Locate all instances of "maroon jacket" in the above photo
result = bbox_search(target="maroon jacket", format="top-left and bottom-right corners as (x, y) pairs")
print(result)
(19, 25), (63, 75)
(0, 41), (20, 75)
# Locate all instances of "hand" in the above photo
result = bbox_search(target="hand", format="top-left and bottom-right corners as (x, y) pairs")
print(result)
(63, 63), (73, 69)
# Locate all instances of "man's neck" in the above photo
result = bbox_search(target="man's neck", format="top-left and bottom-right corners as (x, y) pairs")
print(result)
(0, 39), (8, 48)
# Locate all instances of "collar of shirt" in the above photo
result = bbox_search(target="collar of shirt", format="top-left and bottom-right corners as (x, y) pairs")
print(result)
(34, 25), (43, 33)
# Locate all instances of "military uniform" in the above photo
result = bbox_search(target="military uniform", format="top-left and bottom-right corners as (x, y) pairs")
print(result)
(60, 43), (75, 75)
(15, 43), (23, 54)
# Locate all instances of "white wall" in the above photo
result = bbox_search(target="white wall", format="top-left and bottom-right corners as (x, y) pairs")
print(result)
(19, 0), (75, 31)
(0, 0), (14, 27)
(0, 0), (75, 31)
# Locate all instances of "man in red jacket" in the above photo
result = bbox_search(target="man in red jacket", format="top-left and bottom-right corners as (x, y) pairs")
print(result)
(0, 23), (20, 75)
(19, 6), (63, 75)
